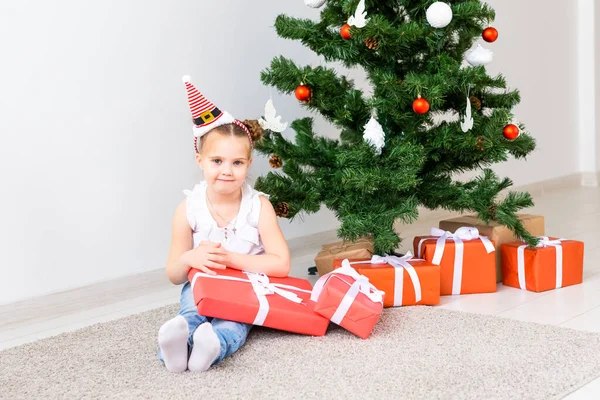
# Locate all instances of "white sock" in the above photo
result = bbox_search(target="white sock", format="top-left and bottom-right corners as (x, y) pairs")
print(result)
(158, 315), (189, 373)
(188, 322), (221, 372)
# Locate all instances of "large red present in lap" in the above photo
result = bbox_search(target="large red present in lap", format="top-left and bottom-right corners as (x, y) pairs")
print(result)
(188, 268), (330, 336)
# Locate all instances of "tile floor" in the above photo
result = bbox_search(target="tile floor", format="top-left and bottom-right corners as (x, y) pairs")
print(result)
(1, 183), (599, 398)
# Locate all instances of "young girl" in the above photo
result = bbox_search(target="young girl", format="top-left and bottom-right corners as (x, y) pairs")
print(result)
(157, 76), (291, 373)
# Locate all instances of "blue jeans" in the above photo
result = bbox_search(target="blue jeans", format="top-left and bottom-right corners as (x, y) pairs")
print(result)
(158, 281), (252, 366)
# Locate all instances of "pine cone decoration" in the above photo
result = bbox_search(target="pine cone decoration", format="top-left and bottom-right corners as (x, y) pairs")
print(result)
(476, 136), (485, 151)
(364, 37), (379, 50)
(488, 205), (497, 219)
(274, 202), (290, 218)
(469, 96), (482, 111)
(242, 119), (264, 141)
(269, 154), (283, 169)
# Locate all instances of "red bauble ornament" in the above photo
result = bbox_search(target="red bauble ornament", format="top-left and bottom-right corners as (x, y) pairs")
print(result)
(503, 124), (520, 140)
(413, 97), (430, 114)
(340, 24), (352, 40)
(295, 85), (312, 102)
(482, 27), (499, 43)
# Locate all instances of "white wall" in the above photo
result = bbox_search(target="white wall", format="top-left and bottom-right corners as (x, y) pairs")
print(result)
(0, 0), (581, 304)
(596, 0), (600, 173)
(577, 0), (597, 185)
(0, 0), (340, 305)
(462, 0), (579, 186)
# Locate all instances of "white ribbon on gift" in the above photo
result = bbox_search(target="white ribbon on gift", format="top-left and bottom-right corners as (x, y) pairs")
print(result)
(311, 263), (383, 325)
(417, 227), (495, 295)
(517, 236), (567, 290)
(190, 271), (310, 326)
(343, 253), (423, 306)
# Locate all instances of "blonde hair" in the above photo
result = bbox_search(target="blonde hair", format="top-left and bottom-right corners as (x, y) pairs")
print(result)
(196, 121), (263, 154)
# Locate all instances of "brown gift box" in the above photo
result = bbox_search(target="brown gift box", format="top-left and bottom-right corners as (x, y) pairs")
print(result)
(438, 214), (545, 282)
(314, 238), (374, 276)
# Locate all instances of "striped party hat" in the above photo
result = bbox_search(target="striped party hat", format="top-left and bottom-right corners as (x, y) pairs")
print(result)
(182, 75), (236, 138)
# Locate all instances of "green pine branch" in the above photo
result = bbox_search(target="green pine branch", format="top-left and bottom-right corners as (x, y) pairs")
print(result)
(261, 57), (370, 142)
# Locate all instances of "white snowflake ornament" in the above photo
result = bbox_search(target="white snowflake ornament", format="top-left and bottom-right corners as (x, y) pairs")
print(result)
(426, 2), (453, 28)
(398, 6), (411, 23)
(482, 108), (493, 117)
(466, 44), (494, 66)
(363, 116), (385, 155)
(304, 0), (327, 8)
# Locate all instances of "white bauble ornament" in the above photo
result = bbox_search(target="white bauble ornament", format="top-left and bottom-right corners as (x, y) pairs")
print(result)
(304, 0), (326, 8)
(466, 44), (494, 66)
(363, 116), (385, 155)
(426, 2), (453, 28)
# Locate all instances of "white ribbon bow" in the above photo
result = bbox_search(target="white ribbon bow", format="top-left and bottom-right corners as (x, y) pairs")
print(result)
(190, 271), (309, 326)
(311, 263), (383, 325)
(517, 236), (566, 290)
(417, 227), (495, 295)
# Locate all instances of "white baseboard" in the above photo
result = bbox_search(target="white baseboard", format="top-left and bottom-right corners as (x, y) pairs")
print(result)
(514, 172), (596, 196)
(581, 172), (599, 187)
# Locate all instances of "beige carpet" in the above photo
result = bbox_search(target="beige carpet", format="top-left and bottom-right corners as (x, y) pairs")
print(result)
(2, 304), (600, 399)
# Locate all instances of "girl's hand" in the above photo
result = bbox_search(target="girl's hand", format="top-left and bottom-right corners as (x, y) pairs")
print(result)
(181, 241), (229, 276)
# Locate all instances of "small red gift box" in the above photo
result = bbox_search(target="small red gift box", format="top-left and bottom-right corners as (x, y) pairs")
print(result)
(188, 268), (330, 336)
(310, 261), (384, 339)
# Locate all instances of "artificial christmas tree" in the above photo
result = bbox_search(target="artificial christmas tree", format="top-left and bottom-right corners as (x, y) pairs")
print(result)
(253, 0), (538, 255)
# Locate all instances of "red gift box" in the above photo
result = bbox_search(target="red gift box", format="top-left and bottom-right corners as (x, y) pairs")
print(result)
(188, 268), (330, 336)
(310, 262), (384, 339)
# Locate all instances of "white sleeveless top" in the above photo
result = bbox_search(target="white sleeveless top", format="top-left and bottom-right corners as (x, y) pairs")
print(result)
(183, 181), (267, 255)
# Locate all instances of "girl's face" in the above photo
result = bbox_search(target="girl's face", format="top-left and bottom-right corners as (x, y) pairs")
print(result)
(196, 132), (252, 195)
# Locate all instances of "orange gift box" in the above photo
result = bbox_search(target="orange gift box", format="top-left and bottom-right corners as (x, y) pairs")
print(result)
(332, 255), (440, 307)
(439, 214), (545, 282)
(501, 237), (584, 292)
(188, 268), (330, 336)
(413, 228), (497, 295)
(311, 264), (384, 339)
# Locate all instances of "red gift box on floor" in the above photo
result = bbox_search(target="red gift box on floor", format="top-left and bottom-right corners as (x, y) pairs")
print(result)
(501, 236), (584, 292)
(310, 262), (384, 339)
(188, 268), (330, 336)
